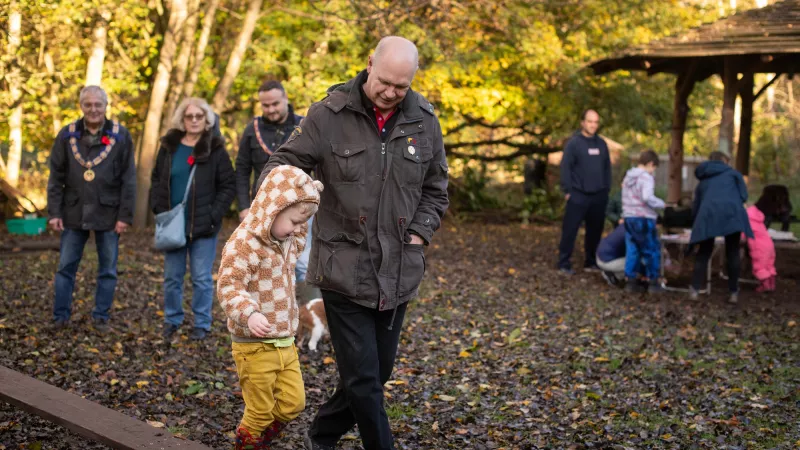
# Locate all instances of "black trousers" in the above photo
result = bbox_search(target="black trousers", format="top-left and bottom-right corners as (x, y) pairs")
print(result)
(691, 233), (741, 293)
(558, 191), (609, 269)
(308, 290), (407, 450)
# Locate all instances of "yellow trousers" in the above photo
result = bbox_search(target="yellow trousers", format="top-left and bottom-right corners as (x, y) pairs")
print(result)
(231, 342), (305, 435)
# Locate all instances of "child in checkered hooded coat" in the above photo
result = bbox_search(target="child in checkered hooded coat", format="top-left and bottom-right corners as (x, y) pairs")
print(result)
(217, 165), (323, 449)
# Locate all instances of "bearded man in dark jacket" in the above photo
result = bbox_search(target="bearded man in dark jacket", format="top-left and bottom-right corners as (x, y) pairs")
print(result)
(235, 80), (304, 219)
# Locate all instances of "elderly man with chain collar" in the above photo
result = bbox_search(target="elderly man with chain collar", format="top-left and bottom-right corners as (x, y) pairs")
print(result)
(46, 85), (136, 333)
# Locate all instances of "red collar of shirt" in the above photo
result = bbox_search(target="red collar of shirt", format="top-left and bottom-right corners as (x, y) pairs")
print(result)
(373, 106), (396, 131)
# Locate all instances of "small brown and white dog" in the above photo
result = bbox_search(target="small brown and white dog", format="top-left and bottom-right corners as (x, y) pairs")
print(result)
(296, 298), (328, 351)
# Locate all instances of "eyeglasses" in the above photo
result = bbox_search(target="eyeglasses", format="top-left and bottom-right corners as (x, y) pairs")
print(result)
(184, 114), (205, 122)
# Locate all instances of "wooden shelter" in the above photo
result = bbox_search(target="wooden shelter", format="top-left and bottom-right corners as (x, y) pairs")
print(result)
(590, 0), (800, 203)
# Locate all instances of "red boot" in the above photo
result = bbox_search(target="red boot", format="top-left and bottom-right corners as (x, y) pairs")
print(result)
(235, 427), (269, 450)
(769, 276), (777, 291)
(756, 278), (770, 293)
(260, 420), (287, 445)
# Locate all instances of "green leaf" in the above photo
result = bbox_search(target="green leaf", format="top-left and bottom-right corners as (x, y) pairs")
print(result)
(183, 382), (204, 395)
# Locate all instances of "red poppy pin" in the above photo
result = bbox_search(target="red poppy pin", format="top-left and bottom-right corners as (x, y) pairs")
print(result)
(101, 135), (111, 145)
(187, 155), (195, 166)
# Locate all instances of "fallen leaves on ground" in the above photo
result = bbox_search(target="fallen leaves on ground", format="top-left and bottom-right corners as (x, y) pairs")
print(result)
(1, 220), (799, 449)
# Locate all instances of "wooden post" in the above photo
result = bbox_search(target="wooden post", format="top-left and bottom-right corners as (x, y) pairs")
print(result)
(736, 72), (754, 175)
(718, 57), (737, 156)
(668, 68), (697, 204)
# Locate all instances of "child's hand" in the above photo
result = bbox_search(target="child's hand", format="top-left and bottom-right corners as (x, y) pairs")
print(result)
(247, 313), (270, 337)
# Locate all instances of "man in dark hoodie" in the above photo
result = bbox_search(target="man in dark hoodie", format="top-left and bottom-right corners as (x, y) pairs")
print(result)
(557, 109), (612, 274)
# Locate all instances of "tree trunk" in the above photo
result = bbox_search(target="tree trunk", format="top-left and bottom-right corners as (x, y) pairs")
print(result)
(6, 0), (23, 188)
(183, 0), (220, 98)
(84, 13), (109, 86)
(668, 69), (696, 204)
(44, 52), (62, 135)
(133, 0), (189, 228)
(735, 72), (754, 176)
(211, 0), (264, 113)
(162, 0), (200, 131)
(718, 58), (737, 157)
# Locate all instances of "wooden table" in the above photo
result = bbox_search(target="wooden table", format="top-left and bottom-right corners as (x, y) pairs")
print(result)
(659, 231), (800, 294)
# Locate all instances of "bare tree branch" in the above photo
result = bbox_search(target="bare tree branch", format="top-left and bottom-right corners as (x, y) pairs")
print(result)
(448, 114), (552, 137)
(447, 144), (560, 161)
(446, 134), (528, 150)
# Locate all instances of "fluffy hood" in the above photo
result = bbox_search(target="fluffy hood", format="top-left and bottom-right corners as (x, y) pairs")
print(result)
(244, 165), (323, 242)
(160, 129), (225, 163)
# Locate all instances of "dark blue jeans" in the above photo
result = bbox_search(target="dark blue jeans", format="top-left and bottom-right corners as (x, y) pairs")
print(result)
(53, 229), (119, 321)
(624, 217), (661, 280)
(163, 233), (218, 331)
(558, 191), (608, 269)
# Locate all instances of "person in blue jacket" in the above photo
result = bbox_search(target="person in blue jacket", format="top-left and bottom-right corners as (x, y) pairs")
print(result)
(689, 151), (753, 303)
(596, 224), (626, 286)
(557, 109), (612, 274)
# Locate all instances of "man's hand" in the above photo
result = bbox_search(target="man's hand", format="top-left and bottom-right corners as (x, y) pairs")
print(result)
(247, 312), (270, 337)
(618, 218), (624, 225)
(114, 221), (129, 234)
(49, 218), (64, 231)
(409, 234), (424, 245)
(565, 194), (571, 202)
(239, 208), (250, 221)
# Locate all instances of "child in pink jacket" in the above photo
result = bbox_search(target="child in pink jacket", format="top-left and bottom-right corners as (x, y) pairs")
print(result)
(744, 187), (788, 292)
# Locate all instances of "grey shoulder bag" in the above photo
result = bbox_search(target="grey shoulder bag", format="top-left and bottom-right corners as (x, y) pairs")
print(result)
(154, 165), (196, 251)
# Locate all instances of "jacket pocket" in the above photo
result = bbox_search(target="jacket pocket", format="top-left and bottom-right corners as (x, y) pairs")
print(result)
(330, 143), (366, 184)
(399, 243), (426, 295)
(400, 140), (433, 186)
(314, 228), (363, 297)
(63, 190), (81, 225)
(64, 190), (80, 206)
(99, 194), (120, 207)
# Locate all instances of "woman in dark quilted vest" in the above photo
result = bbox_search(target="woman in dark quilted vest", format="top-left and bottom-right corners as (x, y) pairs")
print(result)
(149, 97), (235, 340)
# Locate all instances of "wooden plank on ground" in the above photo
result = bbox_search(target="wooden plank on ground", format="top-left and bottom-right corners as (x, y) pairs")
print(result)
(0, 365), (212, 450)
